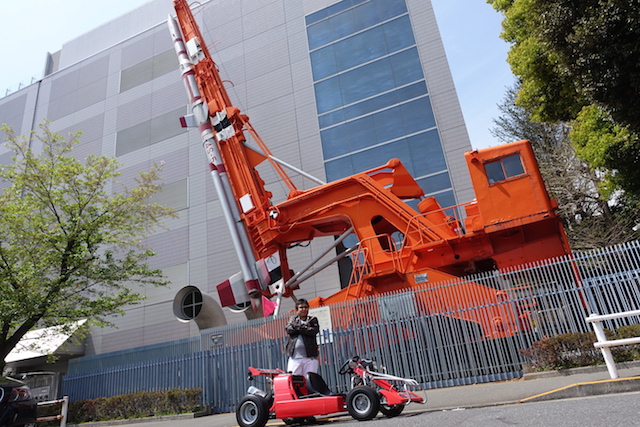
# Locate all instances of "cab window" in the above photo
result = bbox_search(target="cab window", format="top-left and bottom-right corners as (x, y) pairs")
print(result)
(485, 154), (525, 184)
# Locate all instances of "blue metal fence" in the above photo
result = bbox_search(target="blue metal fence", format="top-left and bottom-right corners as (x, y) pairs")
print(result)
(62, 241), (640, 413)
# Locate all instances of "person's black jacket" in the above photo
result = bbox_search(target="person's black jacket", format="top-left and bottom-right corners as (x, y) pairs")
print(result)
(285, 315), (319, 358)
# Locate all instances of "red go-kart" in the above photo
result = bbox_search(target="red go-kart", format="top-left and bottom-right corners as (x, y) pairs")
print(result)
(235, 356), (426, 427)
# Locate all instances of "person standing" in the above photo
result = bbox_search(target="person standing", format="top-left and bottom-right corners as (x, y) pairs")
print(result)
(285, 299), (320, 375)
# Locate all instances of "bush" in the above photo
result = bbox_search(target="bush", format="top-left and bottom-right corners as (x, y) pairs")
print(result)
(65, 388), (202, 424)
(521, 326), (640, 371)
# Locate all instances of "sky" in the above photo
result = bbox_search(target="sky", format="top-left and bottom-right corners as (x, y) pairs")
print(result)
(0, 0), (514, 150)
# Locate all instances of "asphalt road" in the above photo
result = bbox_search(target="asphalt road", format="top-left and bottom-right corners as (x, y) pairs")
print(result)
(336, 392), (640, 427)
(85, 391), (640, 427)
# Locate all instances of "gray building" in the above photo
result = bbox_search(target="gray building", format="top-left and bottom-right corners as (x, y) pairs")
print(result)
(0, 0), (472, 364)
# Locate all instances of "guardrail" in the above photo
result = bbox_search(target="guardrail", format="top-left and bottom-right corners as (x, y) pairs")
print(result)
(36, 396), (68, 426)
(586, 310), (640, 379)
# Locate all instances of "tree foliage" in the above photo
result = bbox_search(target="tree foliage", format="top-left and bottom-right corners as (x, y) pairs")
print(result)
(0, 122), (175, 370)
(570, 105), (640, 198)
(488, 0), (640, 134)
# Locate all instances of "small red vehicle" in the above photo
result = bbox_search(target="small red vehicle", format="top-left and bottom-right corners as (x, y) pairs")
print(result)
(235, 356), (426, 427)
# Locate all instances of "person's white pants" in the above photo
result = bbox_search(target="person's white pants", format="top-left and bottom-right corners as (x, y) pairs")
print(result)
(287, 357), (319, 376)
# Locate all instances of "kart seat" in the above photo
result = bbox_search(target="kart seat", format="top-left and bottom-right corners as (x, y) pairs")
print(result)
(305, 372), (335, 396)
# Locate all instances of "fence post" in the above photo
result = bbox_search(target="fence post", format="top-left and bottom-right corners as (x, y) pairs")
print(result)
(60, 395), (68, 427)
(587, 314), (619, 379)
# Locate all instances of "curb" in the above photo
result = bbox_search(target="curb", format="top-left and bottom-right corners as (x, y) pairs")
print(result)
(68, 412), (205, 427)
(521, 376), (640, 403)
(523, 360), (640, 381)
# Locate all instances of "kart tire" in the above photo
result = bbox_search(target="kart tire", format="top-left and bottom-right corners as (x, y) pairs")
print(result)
(346, 386), (380, 421)
(380, 404), (404, 417)
(236, 394), (269, 427)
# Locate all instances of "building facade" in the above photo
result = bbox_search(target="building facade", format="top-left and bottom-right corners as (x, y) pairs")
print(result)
(0, 0), (473, 362)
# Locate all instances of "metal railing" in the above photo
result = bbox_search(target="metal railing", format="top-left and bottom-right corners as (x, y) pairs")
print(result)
(62, 241), (640, 413)
(586, 309), (640, 379)
(36, 396), (68, 426)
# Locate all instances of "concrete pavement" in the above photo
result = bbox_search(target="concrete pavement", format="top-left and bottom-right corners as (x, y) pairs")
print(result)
(73, 361), (640, 427)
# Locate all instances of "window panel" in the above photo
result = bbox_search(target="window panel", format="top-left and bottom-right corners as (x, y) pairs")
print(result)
(340, 58), (394, 105)
(485, 161), (505, 183)
(401, 96), (436, 134)
(311, 45), (338, 80)
(319, 109), (345, 129)
(315, 77), (343, 113)
(374, 105), (404, 144)
(151, 179), (188, 211)
(375, 0), (408, 21)
(307, 19), (333, 50)
(433, 190), (456, 210)
(384, 15), (415, 52)
(417, 171), (452, 194)
(331, 9), (357, 39)
(319, 82), (428, 129)
(503, 154), (525, 177)
(347, 115), (377, 152)
(333, 26), (387, 72)
(485, 154), (526, 184)
(351, 139), (411, 174)
(328, 0), (354, 17)
(321, 125), (351, 158)
(396, 81), (428, 99)
(352, 0), (380, 29)
(306, 8), (329, 26)
(325, 156), (354, 181)
(407, 130), (447, 172)
(390, 48), (424, 87)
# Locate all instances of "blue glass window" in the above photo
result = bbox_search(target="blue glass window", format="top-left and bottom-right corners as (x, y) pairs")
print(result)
(485, 154), (525, 183)
(311, 46), (338, 81)
(352, 1), (379, 29)
(390, 48), (423, 87)
(321, 125), (350, 159)
(318, 82), (427, 129)
(384, 15), (415, 51)
(315, 77), (343, 113)
(308, 0), (455, 205)
(325, 156), (355, 181)
(321, 96), (436, 158)
(376, 0), (408, 21)
(401, 97), (436, 134)
(434, 190), (456, 210)
(318, 109), (345, 129)
(347, 115), (377, 152)
(417, 172), (452, 194)
(331, 9), (358, 40)
(352, 139), (412, 173)
(407, 130), (447, 172)
(328, 0), (355, 18)
(340, 58), (394, 106)
(307, 19), (333, 50)
(334, 25), (387, 72)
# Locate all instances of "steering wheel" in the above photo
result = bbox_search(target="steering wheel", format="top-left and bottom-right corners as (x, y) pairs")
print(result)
(338, 356), (359, 375)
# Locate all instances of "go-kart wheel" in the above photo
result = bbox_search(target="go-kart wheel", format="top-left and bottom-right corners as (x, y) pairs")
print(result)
(380, 404), (404, 417)
(236, 394), (269, 427)
(346, 386), (380, 421)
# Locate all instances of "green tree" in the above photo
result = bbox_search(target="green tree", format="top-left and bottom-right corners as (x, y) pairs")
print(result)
(570, 105), (640, 198)
(0, 122), (175, 371)
(488, 0), (640, 134)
